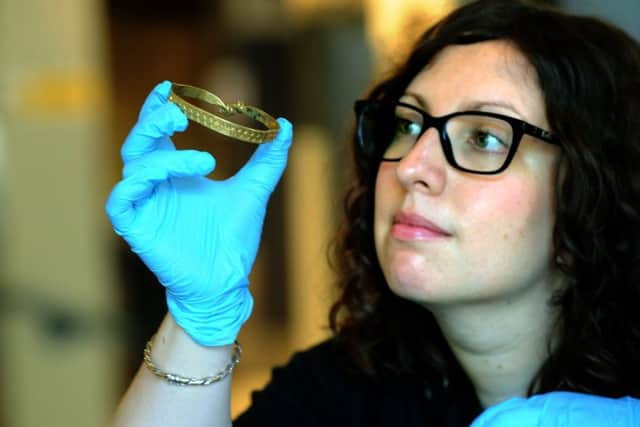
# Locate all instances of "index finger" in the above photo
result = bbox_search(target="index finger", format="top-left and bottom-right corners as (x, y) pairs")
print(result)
(138, 80), (172, 120)
(120, 101), (188, 164)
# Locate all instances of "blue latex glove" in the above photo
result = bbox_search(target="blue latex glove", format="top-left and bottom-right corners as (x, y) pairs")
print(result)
(470, 391), (640, 427)
(105, 81), (293, 346)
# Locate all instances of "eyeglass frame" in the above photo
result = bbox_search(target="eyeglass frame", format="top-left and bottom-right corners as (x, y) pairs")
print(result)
(354, 99), (561, 175)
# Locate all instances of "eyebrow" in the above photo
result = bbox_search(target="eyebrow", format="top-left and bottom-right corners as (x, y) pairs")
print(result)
(402, 92), (525, 119)
(462, 100), (524, 118)
(401, 92), (429, 108)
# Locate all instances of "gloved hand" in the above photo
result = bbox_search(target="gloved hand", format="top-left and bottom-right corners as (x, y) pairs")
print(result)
(470, 391), (639, 427)
(105, 81), (293, 346)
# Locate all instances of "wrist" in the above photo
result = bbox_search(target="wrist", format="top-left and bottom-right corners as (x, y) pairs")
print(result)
(165, 287), (254, 347)
(149, 314), (238, 378)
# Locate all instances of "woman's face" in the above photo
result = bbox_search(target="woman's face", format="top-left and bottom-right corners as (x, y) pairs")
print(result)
(374, 40), (563, 307)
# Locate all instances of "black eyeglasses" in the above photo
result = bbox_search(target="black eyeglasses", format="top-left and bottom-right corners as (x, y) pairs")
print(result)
(354, 100), (560, 175)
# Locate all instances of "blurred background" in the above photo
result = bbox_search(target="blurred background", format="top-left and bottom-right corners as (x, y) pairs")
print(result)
(0, 0), (637, 425)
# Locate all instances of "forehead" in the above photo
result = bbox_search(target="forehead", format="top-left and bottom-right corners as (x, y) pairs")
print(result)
(406, 40), (547, 124)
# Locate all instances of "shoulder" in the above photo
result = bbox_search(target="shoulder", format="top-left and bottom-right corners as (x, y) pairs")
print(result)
(234, 337), (481, 427)
(258, 337), (375, 399)
(233, 337), (380, 426)
(281, 338), (359, 377)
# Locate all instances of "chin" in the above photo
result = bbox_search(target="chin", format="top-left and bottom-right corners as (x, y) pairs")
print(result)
(386, 272), (446, 304)
(378, 240), (465, 305)
(385, 268), (485, 308)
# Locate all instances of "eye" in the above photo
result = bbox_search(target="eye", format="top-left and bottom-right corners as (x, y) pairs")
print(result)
(468, 129), (509, 152)
(395, 117), (422, 137)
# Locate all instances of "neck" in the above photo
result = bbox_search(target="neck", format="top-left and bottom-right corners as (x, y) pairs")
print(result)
(428, 283), (559, 408)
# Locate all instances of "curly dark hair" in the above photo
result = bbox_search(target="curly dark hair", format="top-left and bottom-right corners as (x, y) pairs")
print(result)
(329, 0), (640, 398)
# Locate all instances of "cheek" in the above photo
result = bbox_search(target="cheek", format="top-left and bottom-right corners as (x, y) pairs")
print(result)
(374, 163), (399, 242)
(465, 182), (536, 231)
(455, 176), (556, 278)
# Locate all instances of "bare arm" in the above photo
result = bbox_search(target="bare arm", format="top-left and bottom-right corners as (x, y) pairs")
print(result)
(112, 314), (234, 427)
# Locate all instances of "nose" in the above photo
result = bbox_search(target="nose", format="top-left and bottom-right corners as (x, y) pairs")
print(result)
(394, 127), (447, 194)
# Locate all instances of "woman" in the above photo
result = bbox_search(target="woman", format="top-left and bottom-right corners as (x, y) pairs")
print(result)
(107, 0), (640, 426)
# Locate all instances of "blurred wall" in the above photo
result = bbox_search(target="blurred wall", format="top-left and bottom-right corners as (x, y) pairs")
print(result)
(558, 0), (640, 41)
(0, 0), (118, 426)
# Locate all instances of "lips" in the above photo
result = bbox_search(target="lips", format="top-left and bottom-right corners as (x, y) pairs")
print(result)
(391, 211), (451, 240)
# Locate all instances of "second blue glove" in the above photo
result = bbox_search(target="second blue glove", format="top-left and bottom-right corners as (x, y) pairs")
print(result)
(470, 391), (639, 427)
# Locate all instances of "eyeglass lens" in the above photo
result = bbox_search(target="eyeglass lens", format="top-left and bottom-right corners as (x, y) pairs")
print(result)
(362, 103), (515, 173)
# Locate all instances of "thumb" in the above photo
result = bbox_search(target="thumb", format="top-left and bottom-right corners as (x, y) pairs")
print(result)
(233, 117), (293, 196)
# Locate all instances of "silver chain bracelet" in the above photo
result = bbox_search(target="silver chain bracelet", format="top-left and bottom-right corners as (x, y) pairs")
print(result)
(143, 337), (242, 386)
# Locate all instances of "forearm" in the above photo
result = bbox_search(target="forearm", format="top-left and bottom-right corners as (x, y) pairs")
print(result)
(112, 314), (234, 427)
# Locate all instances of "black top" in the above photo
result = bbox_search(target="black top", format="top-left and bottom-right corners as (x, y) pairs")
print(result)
(234, 339), (483, 426)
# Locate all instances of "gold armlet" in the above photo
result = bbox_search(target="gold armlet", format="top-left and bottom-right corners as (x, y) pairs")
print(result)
(168, 83), (280, 144)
